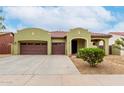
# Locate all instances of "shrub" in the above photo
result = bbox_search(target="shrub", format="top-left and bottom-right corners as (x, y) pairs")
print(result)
(77, 48), (105, 67)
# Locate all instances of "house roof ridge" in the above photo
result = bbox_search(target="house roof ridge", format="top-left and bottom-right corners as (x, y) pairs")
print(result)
(109, 32), (124, 36)
(109, 31), (124, 33)
(51, 31), (67, 32)
(0, 32), (14, 36)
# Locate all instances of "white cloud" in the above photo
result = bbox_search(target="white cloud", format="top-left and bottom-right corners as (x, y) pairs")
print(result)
(105, 22), (124, 33)
(113, 22), (124, 31)
(5, 26), (16, 32)
(3, 6), (115, 32)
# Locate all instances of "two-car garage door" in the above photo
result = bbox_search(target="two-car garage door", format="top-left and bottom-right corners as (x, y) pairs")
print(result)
(20, 42), (47, 55)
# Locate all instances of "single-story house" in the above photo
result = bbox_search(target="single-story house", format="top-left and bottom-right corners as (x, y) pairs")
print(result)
(109, 32), (124, 55)
(11, 27), (112, 55)
(0, 32), (14, 54)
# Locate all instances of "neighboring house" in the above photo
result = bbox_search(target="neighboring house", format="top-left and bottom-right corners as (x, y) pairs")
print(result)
(0, 32), (14, 54)
(109, 32), (124, 55)
(12, 27), (111, 55)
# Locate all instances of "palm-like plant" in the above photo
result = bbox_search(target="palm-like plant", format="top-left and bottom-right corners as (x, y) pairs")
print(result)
(0, 16), (6, 31)
(114, 38), (124, 50)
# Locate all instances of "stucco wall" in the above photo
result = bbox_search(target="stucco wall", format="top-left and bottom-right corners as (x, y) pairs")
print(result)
(13, 28), (51, 55)
(121, 50), (124, 55)
(111, 45), (121, 55)
(112, 45), (124, 55)
(66, 28), (92, 55)
(77, 39), (86, 51)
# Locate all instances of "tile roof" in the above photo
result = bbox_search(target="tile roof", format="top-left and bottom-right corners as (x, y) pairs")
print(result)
(109, 32), (124, 36)
(50, 31), (112, 38)
(50, 31), (67, 38)
(0, 32), (14, 36)
(0, 32), (6, 35)
(91, 32), (112, 38)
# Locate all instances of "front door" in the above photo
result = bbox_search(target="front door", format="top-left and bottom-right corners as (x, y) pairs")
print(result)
(72, 40), (77, 54)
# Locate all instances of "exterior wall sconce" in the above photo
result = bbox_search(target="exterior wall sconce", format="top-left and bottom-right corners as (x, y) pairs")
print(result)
(32, 32), (35, 35)
(78, 31), (80, 34)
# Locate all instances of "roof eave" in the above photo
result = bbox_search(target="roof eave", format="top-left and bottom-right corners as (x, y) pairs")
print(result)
(51, 36), (67, 39)
(91, 35), (112, 38)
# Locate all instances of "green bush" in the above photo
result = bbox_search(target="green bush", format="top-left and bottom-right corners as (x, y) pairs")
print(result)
(77, 48), (105, 67)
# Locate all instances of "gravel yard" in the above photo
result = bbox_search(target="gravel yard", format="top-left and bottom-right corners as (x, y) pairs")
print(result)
(70, 55), (124, 74)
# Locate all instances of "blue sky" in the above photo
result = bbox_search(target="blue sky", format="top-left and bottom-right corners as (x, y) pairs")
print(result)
(1, 6), (124, 33)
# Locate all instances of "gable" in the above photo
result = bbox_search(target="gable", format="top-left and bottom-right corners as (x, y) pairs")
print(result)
(14, 28), (51, 41)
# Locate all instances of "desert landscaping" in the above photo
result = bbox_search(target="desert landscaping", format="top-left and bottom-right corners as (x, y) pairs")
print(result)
(70, 55), (124, 74)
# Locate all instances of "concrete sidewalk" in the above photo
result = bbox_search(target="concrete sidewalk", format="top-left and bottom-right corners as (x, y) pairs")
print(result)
(0, 75), (124, 86)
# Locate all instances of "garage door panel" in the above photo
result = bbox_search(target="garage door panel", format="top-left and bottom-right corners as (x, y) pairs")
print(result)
(20, 43), (47, 55)
(52, 43), (65, 55)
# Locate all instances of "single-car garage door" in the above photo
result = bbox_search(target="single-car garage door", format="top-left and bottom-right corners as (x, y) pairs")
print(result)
(20, 42), (47, 55)
(52, 42), (65, 54)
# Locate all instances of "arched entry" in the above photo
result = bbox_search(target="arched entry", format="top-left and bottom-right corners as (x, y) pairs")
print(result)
(71, 38), (87, 54)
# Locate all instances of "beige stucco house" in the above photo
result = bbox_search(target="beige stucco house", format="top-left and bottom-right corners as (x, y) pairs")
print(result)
(12, 27), (112, 55)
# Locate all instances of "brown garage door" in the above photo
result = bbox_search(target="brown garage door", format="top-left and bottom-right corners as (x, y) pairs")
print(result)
(20, 42), (47, 55)
(52, 42), (65, 55)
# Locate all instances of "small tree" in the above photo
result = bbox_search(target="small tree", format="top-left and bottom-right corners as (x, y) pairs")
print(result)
(0, 9), (6, 32)
(114, 38), (124, 50)
(0, 16), (6, 31)
(77, 48), (105, 67)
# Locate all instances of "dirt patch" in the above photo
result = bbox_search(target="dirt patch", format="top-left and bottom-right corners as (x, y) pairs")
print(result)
(70, 55), (124, 74)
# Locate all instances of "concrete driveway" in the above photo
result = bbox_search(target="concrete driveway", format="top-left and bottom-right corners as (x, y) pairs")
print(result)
(0, 55), (124, 86)
(0, 55), (81, 85)
(0, 55), (79, 75)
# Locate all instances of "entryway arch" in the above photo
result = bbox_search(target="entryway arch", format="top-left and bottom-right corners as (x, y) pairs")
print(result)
(71, 38), (87, 54)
